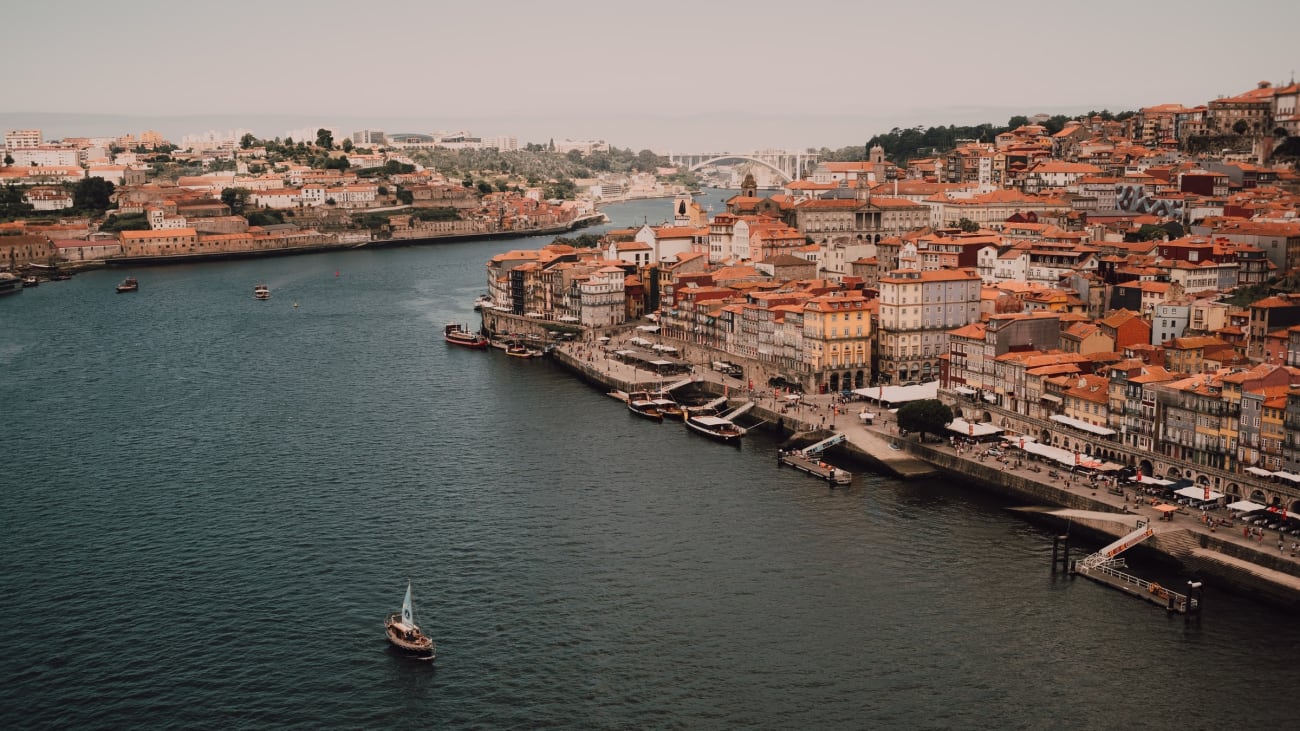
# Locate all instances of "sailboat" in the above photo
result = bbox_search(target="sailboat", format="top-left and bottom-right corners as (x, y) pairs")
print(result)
(384, 581), (436, 660)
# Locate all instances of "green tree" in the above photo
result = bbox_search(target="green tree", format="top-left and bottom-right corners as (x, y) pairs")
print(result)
(3, 153), (12, 166)
(896, 399), (953, 443)
(635, 148), (661, 171)
(396, 189), (413, 205)
(72, 177), (115, 212)
(0, 184), (34, 218)
(957, 217), (979, 233)
(341, 138), (354, 153)
(246, 210), (284, 226)
(316, 128), (334, 150)
(220, 187), (250, 215)
(476, 180), (493, 195)
(99, 212), (150, 232)
(240, 133), (257, 149)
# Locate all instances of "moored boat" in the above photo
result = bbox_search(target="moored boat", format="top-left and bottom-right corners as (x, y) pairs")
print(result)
(686, 414), (746, 443)
(254, 283), (270, 300)
(385, 581), (436, 660)
(650, 396), (686, 421)
(505, 342), (543, 358)
(21, 275), (39, 288)
(0, 272), (22, 297)
(626, 391), (665, 421)
(116, 277), (139, 293)
(473, 294), (493, 311)
(444, 323), (489, 349)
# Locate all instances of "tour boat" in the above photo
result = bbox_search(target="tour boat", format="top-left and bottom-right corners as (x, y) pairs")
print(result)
(254, 283), (270, 300)
(0, 272), (22, 297)
(505, 342), (543, 358)
(444, 323), (489, 349)
(473, 294), (493, 311)
(116, 277), (139, 293)
(385, 581), (435, 660)
(686, 414), (746, 443)
(626, 391), (665, 421)
(651, 396), (686, 421)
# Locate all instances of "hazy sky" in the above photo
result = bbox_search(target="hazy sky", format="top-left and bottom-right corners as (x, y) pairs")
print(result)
(5, 0), (1298, 151)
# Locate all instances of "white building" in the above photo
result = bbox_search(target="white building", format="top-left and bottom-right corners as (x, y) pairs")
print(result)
(1152, 301), (1190, 345)
(23, 187), (73, 210)
(8, 147), (79, 167)
(4, 129), (41, 150)
(579, 267), (626, 327)
(147, 207), (189, 230)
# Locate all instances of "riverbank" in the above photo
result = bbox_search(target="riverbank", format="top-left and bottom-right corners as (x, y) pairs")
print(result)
(99, 212), (608, 268)
(542, 325), (1300, 610)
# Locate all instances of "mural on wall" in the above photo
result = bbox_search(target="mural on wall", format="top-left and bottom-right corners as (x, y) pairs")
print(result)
(1115, 183), (1184, 219)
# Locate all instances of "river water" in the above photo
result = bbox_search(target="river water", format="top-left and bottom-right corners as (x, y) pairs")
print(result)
(3, 191), (1299, 729)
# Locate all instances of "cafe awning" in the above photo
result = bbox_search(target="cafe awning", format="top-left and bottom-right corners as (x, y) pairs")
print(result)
(947, 417), (1003, 438)
(1153, 503), (1179, 513)
(1227, 499), (1266, 512)
(1175, 486), (1224, 502)
(1050, 414), (1116, 436)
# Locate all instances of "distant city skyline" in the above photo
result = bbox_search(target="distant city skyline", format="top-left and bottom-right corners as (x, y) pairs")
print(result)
(6, 0), (1298, 151)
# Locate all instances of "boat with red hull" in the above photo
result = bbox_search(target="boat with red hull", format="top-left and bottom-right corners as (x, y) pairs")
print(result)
(444, 323), (488, 349)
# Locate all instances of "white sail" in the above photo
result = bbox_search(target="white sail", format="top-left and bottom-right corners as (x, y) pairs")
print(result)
(401, 582), (415, 626)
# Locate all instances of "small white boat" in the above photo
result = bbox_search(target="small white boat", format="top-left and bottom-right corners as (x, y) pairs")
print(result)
(473, 294), (493, 311)
(254, 283), (270, 300)
(385, 581), (435, 660)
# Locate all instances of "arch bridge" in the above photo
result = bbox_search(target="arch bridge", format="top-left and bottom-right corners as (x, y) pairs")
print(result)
(668, 150), (818, 184)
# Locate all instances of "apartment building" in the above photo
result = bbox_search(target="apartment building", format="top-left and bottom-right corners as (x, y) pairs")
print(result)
(876, 268), (981, 384)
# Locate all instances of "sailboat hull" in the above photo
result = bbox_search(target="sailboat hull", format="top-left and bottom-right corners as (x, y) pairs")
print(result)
(385, 613), (436, 659)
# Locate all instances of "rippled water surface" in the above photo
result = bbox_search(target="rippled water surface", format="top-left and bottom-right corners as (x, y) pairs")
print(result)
(4, 196), (1300, 729)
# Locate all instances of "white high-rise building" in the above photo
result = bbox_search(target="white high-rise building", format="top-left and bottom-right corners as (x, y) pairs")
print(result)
(5, 129), (42, 150)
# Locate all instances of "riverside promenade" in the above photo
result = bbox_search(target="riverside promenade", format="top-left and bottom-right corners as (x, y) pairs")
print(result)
(549, 330), (1300, 610)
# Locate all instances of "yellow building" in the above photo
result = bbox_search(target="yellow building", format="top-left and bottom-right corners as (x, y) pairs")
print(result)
(801, 291), (872, 393)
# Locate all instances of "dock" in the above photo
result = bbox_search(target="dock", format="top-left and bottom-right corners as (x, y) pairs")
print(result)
(778, 433), (852, 485)
(1069, 521), (1203, 614)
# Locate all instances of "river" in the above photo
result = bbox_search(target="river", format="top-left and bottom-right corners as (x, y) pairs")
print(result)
(2, 191), (1299, 729)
